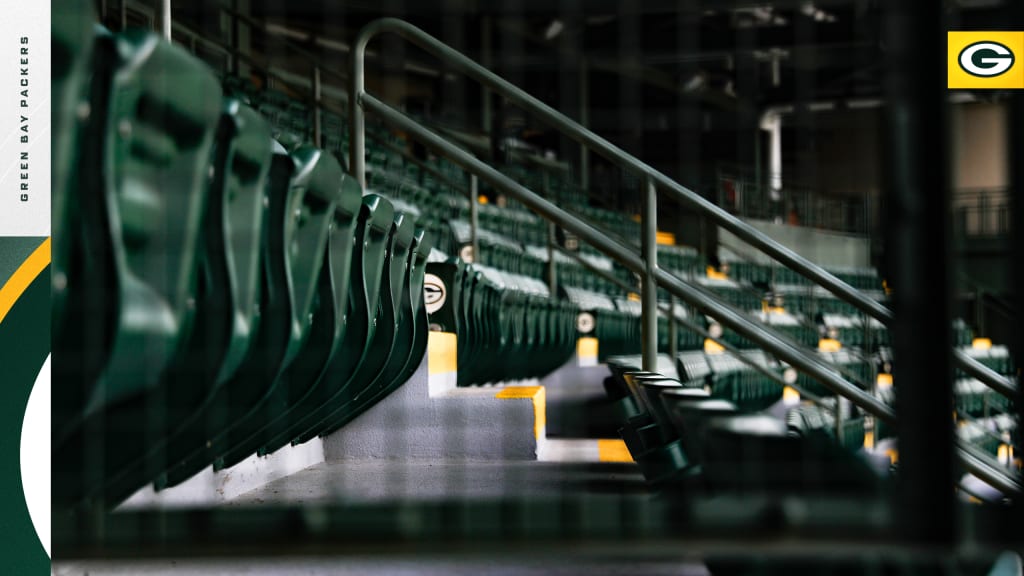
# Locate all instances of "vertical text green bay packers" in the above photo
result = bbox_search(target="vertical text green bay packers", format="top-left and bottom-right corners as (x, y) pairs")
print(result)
(19, 36), (28, 202)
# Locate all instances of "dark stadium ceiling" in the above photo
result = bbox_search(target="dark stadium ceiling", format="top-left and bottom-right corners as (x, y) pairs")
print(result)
(169, 0), (1014, 111)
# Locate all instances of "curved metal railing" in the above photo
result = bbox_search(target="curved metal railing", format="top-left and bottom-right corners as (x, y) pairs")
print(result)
(347, 17), (1021, 495)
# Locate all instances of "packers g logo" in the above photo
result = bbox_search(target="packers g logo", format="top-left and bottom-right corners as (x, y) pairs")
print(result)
(948, 32), (1024, 89)
(959, 41), (1014, 77)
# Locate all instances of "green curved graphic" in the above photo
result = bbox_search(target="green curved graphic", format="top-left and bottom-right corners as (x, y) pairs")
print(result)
(0, 238), (50, 575)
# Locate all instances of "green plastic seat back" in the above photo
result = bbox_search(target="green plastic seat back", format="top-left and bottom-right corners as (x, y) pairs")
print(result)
(213, 152), (356, 468)
(89, 30), (222, 413)
(317, 212), (417, 432)
(156, 144), (341, 489)
(210, 100), (273, 382)
(52, 0), (96, 333)
(53, 27), (121, 436)
(149, 140), (296, 487)
(62, 98), (275, 509)
(264, 195), (394, 449)
(397, 229), (434, 381)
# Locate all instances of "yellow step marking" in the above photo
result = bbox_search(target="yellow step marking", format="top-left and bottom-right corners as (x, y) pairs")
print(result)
(597, 439), (634, 462)
(496, 385), (546, 439)
(704, 338), (725, 355)
(427, 331), (457, 375)
(972, 337), (992, 350)
(818, 338), (842, 352)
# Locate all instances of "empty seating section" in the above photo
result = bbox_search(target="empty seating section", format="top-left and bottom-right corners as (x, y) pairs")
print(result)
(53, 2), (1018, 513)
(597, 238), (1017, 493)
(52, 10), (453, 508)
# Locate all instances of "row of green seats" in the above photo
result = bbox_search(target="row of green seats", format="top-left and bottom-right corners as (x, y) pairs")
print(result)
(786, 403), (867, 453)
(676, 350), (786, 412)
(53, 8), (430, 510)
(425, 260), (578, 385)
(715, 309), (819, 350)
(603, 359), (882, 494)
(559, 288), (644, 360)
(820, 313), (891, 350)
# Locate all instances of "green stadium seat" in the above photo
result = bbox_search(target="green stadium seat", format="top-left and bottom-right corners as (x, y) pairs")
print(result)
(156, 144), (341, 489)
(81, 99), (275, 507)
(53, 28), (223, 508)
(259, 195), (395, 453)
(52, 0), (96, 338)
(290, 209), (416, 440)
(215, 153), (363, 470)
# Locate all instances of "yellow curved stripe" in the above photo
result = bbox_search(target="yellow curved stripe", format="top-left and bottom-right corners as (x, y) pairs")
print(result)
(0, 238), (51, 327)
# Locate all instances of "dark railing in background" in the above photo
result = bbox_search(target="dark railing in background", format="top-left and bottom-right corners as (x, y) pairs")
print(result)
(954, 188), (1012, 238)
(716, 166), (872, 236)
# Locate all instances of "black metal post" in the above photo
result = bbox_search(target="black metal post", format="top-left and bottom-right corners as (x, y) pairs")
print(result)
(883, 0), (954, 544)
(1009, 1), (1024, 516)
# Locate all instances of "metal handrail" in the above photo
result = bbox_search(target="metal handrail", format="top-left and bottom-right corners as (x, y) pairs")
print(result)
(348, 17), (1015, 402)
(348, 18), (1021, 495)
(557, 244), (827, 407)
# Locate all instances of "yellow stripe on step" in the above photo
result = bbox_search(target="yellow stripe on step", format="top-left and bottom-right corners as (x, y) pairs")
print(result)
(427, 331), (457, 375)
(597, 439), (634, 462)
(496, 385), (547, 439)
(0, 237), (50, 327)
(577, 337), (599, 367)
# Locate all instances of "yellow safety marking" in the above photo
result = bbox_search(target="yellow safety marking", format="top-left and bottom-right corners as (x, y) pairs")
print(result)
(627, 292), (641, 302)
(761, 301), (786, 314)
(597, 439), (634, 462)
(478, 195), (488, 205)
(876, 373), (893, 389)
(704, 338), (725, 355)
(0, 237), (51, 327)
(656, 231), (676, 246)
(998, 444), (1014, 465)
(496, 385), (546, 439)
(885, 448), (899, 465)
(818, 338), (842, 352)
(863, 430), (875, 450)
(706, 265), (728, 280)
(427, 331), (458, 375)
(782, 386), (801, 404)
(972, 337), (992, 351)
(577, 337), (599, 360)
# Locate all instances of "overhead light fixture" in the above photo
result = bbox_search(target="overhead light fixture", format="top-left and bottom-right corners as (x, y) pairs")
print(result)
(682, 72), (707, 93)
(544, 19), (564, 41)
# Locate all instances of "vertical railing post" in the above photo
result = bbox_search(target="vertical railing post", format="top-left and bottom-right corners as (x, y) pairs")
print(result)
(229, 2), (239, 74)
(470, 175), (480, 264)
(544, 171), (558, 294)
(668, 295), (678, 360)
(312, 66), (322, 148)
(547, 222), (558, 296)
(161, 0), (172, 41)
(642, 177), (659, 372)
(351, 37), (368, 190)
(835, 396), (846, 446)
(579, 59), (590, 192)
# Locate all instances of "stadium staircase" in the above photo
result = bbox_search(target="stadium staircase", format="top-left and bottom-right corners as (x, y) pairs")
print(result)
(53, 2), (1020, 517)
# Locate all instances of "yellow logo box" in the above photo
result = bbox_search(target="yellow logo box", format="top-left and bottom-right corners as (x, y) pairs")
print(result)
(948, 32), (1024, 89)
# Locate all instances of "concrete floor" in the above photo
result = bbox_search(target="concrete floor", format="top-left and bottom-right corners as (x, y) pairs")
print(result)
(54, 556), (711, 576)
(55, 459), (706, 576)
(228, 457), (648, 506)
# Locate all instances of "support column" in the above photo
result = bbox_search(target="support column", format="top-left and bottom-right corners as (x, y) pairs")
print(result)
(641, 178), (658, 372)
(884, 0), (954, 544)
